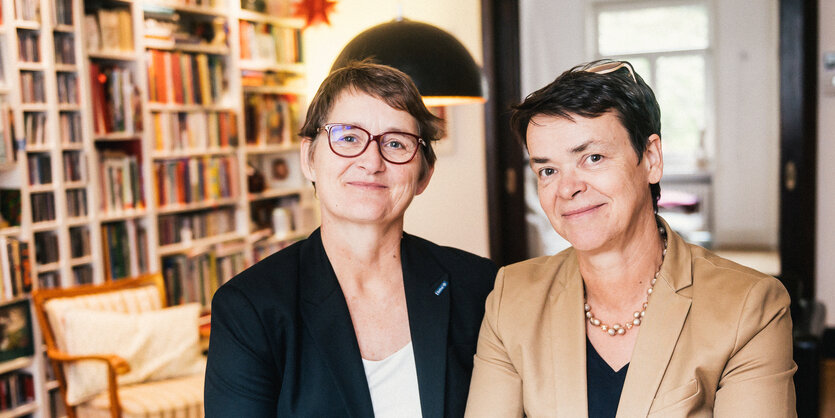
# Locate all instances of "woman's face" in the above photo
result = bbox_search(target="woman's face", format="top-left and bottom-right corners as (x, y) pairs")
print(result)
(527, 111), (662, 252)
(300, 90), (433, 228)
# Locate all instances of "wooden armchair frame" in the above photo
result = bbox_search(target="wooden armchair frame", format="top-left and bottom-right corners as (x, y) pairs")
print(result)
(32, 273), (168, 418)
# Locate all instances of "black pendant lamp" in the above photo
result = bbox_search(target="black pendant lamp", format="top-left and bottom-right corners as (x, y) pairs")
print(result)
(331, 18), (486, 106)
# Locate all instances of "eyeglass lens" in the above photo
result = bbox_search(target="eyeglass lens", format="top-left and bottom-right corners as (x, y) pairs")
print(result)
(327, 124), (420, 163)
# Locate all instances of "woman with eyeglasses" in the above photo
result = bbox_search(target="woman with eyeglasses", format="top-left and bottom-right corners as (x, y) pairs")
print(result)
(204, 61), (497, 417)
(464, 60), (796, 417)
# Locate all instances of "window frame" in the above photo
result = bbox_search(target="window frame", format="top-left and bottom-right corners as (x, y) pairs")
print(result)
(587, 0), (716, 175)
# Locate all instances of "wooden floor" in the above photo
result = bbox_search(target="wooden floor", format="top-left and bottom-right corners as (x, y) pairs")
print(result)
(822, 359), (835, 417)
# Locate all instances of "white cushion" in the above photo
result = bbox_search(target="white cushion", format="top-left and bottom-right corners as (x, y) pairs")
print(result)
(77, 373), (205, 418)
(44, 285), (163, 351)
(60, 303), (204, 405)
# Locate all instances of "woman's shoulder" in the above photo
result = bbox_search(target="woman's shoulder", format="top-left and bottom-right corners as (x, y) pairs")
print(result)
(215, 237), (309, 304)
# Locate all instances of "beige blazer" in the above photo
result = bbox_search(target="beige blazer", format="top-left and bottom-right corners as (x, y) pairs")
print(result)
(465, 223), (796, 417)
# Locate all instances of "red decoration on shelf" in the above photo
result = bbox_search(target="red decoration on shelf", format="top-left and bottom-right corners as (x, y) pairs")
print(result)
(295, 0), (337, 29)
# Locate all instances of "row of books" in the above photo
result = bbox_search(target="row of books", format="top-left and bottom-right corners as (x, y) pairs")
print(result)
(0, 371), (35, 412)
(54, 33), (76, 65)
(60, 111), (82, 144)
(69, 226), (91, 258)
(33, 231), (59, 264)
(20, 71), (45, 103)
(98, 152), (144, 213)
(239, 21), (301, 64)
(66, 188), (88, 218)
(102, 220), (148, 280)
(143, 9), (227, 50)
(57, 72), (79, 104)
(152, 111), (238, 151)
(17, 30), (40, 63)
(89, 63), (141, 135)
(157, 207), (235, 246)
(0, 103), (12, 166)
(244, 94), (296, 145)
(14, 0), (40, 22)
(23, 112), (46, 147)
(31, 193), (55, 223)
(146, 50), (227, 106)
(53, 0), (73, 26)
(84, 8), (133, 53)
(161, 243), (245, 308)
(62, 151), (86, 182)
(72, 264), (93, 285)
(27, 153), (52, 185)
(38, 271), (59, 289)
(154, 156), (239, 207)
(0, 237), (32, 300)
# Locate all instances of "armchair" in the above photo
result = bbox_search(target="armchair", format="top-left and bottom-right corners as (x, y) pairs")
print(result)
(32, 273), (205, 418)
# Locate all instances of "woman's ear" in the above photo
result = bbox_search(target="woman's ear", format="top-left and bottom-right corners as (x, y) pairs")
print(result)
(644, 134), (663, 184)
(415, 164), (434, 196)
(299, 138), (316, 182)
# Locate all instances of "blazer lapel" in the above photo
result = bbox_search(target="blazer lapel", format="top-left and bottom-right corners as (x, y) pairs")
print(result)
(401, 234), (450, 418)
(550, 251), (590, 418)
(298, 230), (375, 418)
(616, 223), (693, 418)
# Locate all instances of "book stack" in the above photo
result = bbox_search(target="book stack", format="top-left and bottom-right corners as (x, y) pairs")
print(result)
(98, 151), (144, 213)
(239, 21), (301, 64)
(0, 372), (35, 412)
(152, 111), (238, 151)
(84, 8), (133, 53)
(161, 241), (244, 308)
(157, 207), (236, 246)
(89, 64), (140, 135)
(0, 237), (32, 299)
(154, 156), (238, 207)
(146, 50), (226, 106)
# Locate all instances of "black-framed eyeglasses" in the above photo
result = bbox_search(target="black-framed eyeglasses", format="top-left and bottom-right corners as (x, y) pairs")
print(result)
(319, 123), (426, 165)
(584, 60), (638, 83)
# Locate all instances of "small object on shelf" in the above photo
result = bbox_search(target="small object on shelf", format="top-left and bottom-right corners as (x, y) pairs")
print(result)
(246, 162), (265, 193)
(0, 299), (35, 362)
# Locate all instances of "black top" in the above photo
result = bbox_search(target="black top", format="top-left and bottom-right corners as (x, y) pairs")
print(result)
(204, 228), (497, 417)
(587, 338), (629, 418)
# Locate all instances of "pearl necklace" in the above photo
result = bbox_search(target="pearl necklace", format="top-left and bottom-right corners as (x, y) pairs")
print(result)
(584, 226), (668, 337)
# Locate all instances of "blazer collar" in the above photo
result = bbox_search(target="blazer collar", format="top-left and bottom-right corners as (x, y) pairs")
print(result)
(401, 233), (451, 418)
(616, 217), (694, 417)
(298, 229), (451, 418)
(549, 250), (590, 418)
(299, 229), (375, 418)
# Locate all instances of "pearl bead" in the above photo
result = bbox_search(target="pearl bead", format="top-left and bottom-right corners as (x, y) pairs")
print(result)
(633, 318), (641, 326)
(607, 328), (616, 336)
(591, 318), (600, 326)
(633, 311), (640, 318)
(617, 328), (625, 335)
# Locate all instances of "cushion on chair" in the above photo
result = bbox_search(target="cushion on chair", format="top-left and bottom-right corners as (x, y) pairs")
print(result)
(44, 285), (164, 351)
(59, 303), (204, 405)
(76, 372), (205, 418)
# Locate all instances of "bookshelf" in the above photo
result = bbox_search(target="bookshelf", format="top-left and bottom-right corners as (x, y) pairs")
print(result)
(0, 0), (318, 415)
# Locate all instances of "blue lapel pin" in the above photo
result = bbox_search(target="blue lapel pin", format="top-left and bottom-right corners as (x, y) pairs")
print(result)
(434, 280), (448, 296)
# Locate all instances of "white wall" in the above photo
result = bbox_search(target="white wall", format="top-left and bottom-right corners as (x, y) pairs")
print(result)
(817, 0), (835, 326)
(302, 0), (491, 257)
(519, 0), (780, 250)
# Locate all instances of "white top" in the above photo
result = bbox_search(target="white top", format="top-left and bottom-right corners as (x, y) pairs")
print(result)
(361, 341), (423, 418)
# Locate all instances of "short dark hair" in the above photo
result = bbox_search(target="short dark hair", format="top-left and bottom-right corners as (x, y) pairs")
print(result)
(510, 59), (662, 212)
(299, 60), (444, 179)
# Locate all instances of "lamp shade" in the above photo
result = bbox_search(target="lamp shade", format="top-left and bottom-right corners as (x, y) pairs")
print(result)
(331, 19), (485, 106)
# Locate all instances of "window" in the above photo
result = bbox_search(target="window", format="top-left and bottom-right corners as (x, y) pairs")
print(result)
(591, 0), (712, 172)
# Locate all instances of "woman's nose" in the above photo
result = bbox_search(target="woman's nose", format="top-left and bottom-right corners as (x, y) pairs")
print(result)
(557, 171), (586, 199)
(356, 139), (386, 172)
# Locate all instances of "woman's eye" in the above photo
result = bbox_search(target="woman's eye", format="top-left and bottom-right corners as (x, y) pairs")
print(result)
(538, 167), (556, 178)
(338, 135), (359, 143)
(385, 140), (404, 149)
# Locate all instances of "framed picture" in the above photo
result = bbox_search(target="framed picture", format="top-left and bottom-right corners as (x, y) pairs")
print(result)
(0, 299), (35, 362)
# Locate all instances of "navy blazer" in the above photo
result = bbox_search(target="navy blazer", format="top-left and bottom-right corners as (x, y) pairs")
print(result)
(204, 229), (497, 417)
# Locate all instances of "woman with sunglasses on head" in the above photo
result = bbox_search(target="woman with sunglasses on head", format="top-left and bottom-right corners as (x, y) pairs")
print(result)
(204, 61), (497, 417)
(464, 60), (796, 417)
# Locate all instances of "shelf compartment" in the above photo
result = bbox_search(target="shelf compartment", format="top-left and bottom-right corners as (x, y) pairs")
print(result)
(244, 143), (301, 155)
(94, 132), (143, 142)
(158, 231), (244, 256)
(99, 208), (148, 222)
(238, 61), (305, 74)
(248, 187), (303, 202)
(237, 10), (304, 28)
(151, 148), (237, 159)
(88, 50), (137, 61)
(157, 197), (239, 215)
(0, 357), (34, 375)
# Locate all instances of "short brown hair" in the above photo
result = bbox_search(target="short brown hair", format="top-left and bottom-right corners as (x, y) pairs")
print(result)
(298, 60), (444, 178)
